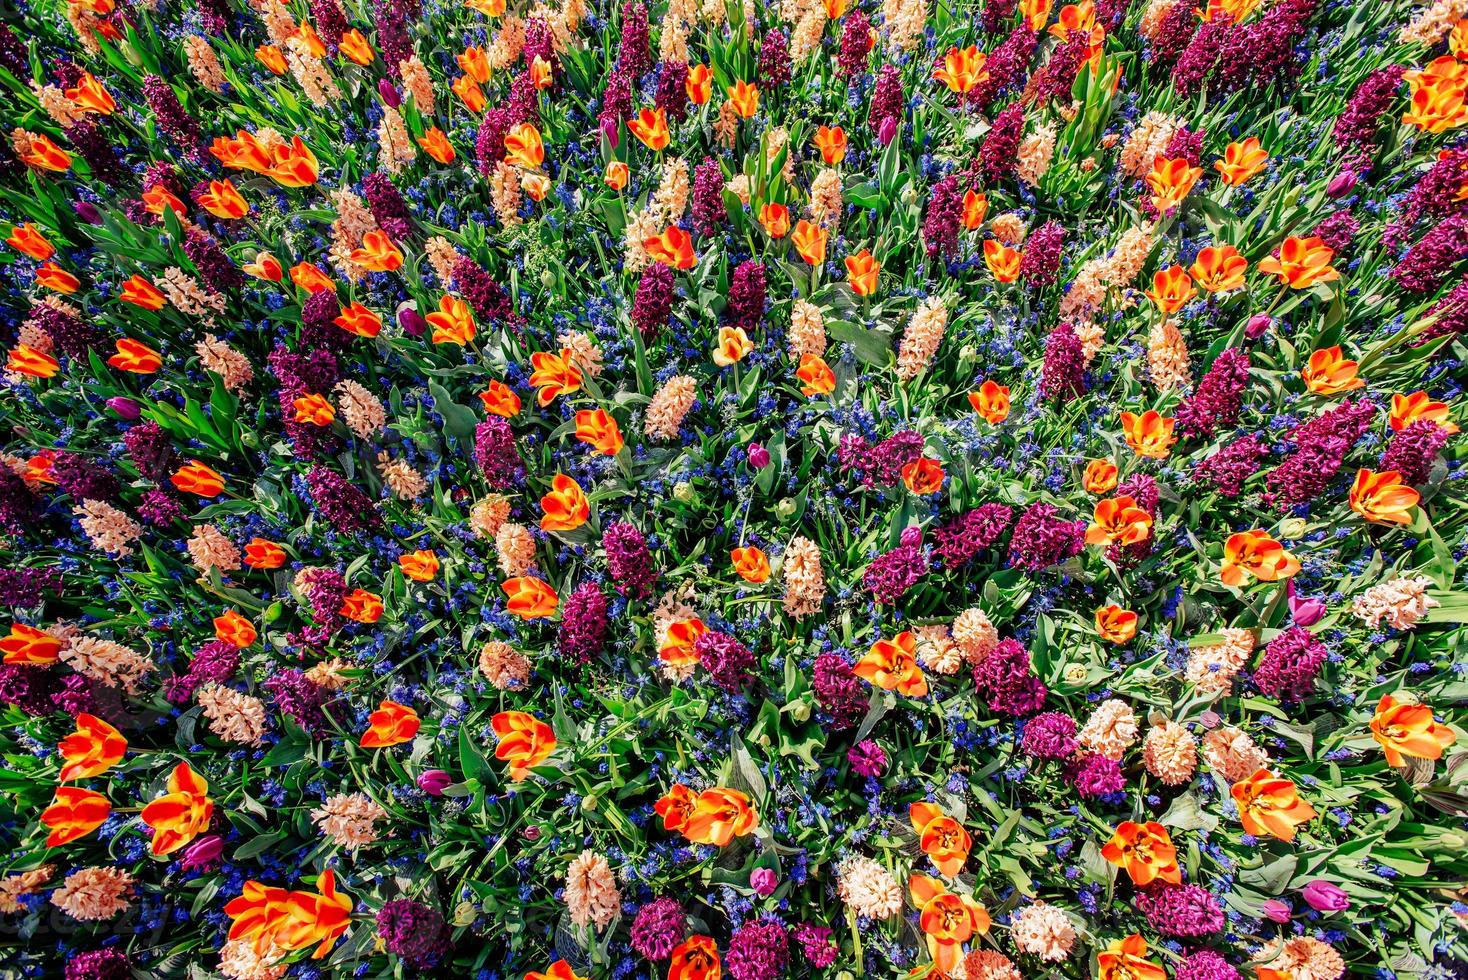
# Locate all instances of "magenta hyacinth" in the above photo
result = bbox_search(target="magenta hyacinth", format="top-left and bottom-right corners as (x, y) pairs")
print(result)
(559, 581), (609, 664)
(1007, 501), (1085, 572)
(474, 418), (526, 490)
(862, 540), (927, 603)
(1138, 882), (1225, 937)
(1253, 625), (1328, 702)
(725, 260), (767, 332)
(813, 654), (867, 730)
(603, 521), (656, 598)
(1193, 433), (1266, 497)
(973, 638), (1048, 716)
(1040, 321), (1086, 402)
(693, 629), (757, 691)
(1177, 950), (1242, 980)
(633, 261), (676, 339)
(1263, 398), (1375, 508)
(692, 156), (728, 236)
(838, 12), (875, 77)
(1176, 348), (1250, 439)
(1380, 419), (1449, 487)
(1334, 65), (1407, 155)
(630, 896), (687, 960)
(725, 919), (790, 980)
(1022, 711), (1079, 760)
(932, 503), (1014, 567)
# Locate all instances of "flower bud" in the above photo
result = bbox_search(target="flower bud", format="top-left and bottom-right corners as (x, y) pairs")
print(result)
(378, 78), (401, 107)
(746, 442), (771, 469)
(417, 769), (452, 796)
(106, 397), (142, 420)
(1299, 880), (1349, 912)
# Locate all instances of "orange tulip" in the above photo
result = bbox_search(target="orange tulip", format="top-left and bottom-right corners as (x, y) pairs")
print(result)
(525, 961), (588, 980)
(17, 134), (72, 172)
(796, 352), (836, 397)
(845, 249), (880, 295)
(654, 783), (698, 836)
(256, 44), (288, 74)
(106, 338), (162, 373)
(502, 576), (559, 619)
(727, 80), (760, 118)
(7, 223), (55, 261)
(1231, 768), (1316, 841)
(645, 225), (697, 269)
(933, 45), (988, 93)
(119, 274), (167, 310)
(1214, 137), (1269, 185)
(521, 172), (552, 202)
(1402, 79), (1468, 133)
(1086, 495), (1153, 547)
(1219, 530), (1300, 587)
(628, 107), (671, 151)
(902, 457), (945, 494)
(58, 713), (127, 782)
(968, 380), (1011, 423)
(197, 179), (250, 220)
(713, 326), (753, 367)
(659, 617), (708, 666)
(454, 75), (487, 113)
(1189, 244), (1248, 293)
(962, 189), (988, 230)
(574, 409), (624, 455)
(1144, 265), (1196, 313)
(504, 123), (546, 169)
(1370, 694), (1457, 767)
(7, 344), (60, 379)
(334, 302), (383, 338)
(1146, 155), (1203, 213)
(731, 546), (771, 583)
(142, 185), (189, 219)
(1083, 458), (1118, 493)
(65, 72), (116, 114)
(399, 549), (441, 582)
(540, 474), (591, 532)
(604, 160), (629, 190)
(348, 230), (403, 273)
(813, 125), (848, 164)
(419, 127), (456, 164)
(290, 262), (336, 293)
(1095, 604), (1138, 644)
(244, 253), (284, 282)
(667, 936), (721, 980)
(339, 28), (375, 64)
(983, 239), (1022, 282)
(297, 23), (328, 57)
(1099, 935), (1167, 980)
(24, 451), (55, 486)
(686, 65), (713, 104)
(244, 537), (287, 569)
(266, 137), (320, 188)
(791, 220), (829, 265)
(171, 460), (225, 497)
(1390, 391), (1458, 434)
(824, 0), (847, 14)
(40, 787), (110, 847)
(1451, 18), (1468, 57)
(759, 202), (791, 238)
(456, 45), (490, 83)
(853, 631), (929, 696)
(910, 802), (972, 877)
(491, 710), (557, 780)
(141, 761), (213, 856)
(529, 348), (584, 405)
(681, 787), (758, 846)
(1301, 346), (1363, 395)
(1202, 0), (1262, 20)
(224, 870), (352, 960)
(529, 55), (555, 89)
(1100, 821), (1181, 885)
(478, 380), (522, 418)
(1257, 236), (1338, 289)
(211, 130), (275, 172)
(292, 393), (335, 426)
(36, 262), (80, 294)
(909, 873), (990, 974)
(340, 588), (384, 623)
(360, 700), (420, 748)
(428, 295), (477, 345)
(1348, 468), (1420, 525)
(1119, 410), (1176, 459)
(214, 610), (257, 648)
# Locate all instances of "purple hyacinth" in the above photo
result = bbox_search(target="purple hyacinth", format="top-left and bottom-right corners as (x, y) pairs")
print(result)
(474, 419), (525, 490)
(982, 0), (1018, 33)
(183, 228), (244, 294)
(869, 65), (903, 138)
(971, 27), (1037, 109)
(0, 23), (26, 77)
(839, 429), (924, 487)
(51, 452), (120, 504)
(0, 469), (37, 539)
(31, 300), (102, 359)
(633, 262), (676, 339)
(694, 630), (757, 691)
(1149, 0), (1198, 65)
(692, 156), (727, 237)
(138, 488), (185, 527)
(1007, 501), (1085, 572)
(65, 119), (123, 187)
(725, 260), (767, 332)
(1333, 65), (1405, 155)
(598, 67), (633, 143)
(923, 175), (964, 261)
(862, 541), (928, 603)
(1177, 950), (1241, 980)
(792, 922), (838, 968)
(617, 1), (651, 77)
(302, 568), (349, 630)
(1032, 29), (1088, 102)
(655, 61), (690, 121)
(725, 919), (790, 980)
(813, 654), (867, 730)
(1253, 625), (1328, 702)
(1388, 149), (1468, 250)
(123, 421), (175, 483)
(453, 256), (514, 325)
(1067, 752), (1125, 799)
(522, 17), (555, 72)
(143, 75), (206, 161)
(1176, 348), (1250, 439)
(838, 12), (874, 77)
(64, 948), (130, 980)
(932, 503), (1014, 567)
(1021, 711), (1079, 760)
(1019, 220), (1065, 286)
(1380, 419), (1449, 487)
(1193, 433), (1266, 497)
(299, 288), (353, 355)
(980, 103), (1025, 180)
(1040, 322), (1086, 401)
(758, 29), (792, 86)
(973, 638), (1048, 716)
(1394, 213), (1468, 295)
(630, 897), (686, 960)
(376, 900), (451, 968)
(1264, 398), (1375, 508)
(269, 346), (341, 461)
(0, 567), (63, 608)
(362, 172), (413, 240)
(476, 106), (515, 168)
(165, 639), (240, 704)
(310, 0), (349, 47)
(603, 521), (656, 598)
(1313, 209), (1360, 255)
(1138, 883), (1225, 937)
(559, 581), (609, 664)
(1210, 0), (1315, 95)
(306, 465), (383, 534)
(1171, 14), (1233, 96)
(374, 0), (412, 75)
(263, 669), (334, 737)
(1420, 279), (1468, 345)
(847, 739), (887, 777)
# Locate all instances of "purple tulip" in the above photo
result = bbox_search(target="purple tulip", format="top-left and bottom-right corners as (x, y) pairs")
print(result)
(1261, 899), (1292, 923)
(72, 200), (103, 225)
(750, 867), (778, 897)
(398, 306), (428, 337)
(1245, 313), (1272, 340)
(1326, 170), (1357, 199)
(180, 834), (224, 870)
(1300, 880), (1349, 913)
(878, 115), (898, 146)
(746, 443), (771, 469)
(417, 769), (451, 796)
(1287, 581), (1326, 628)
(106, 397), (142, 420)
(1200, 710), (1221, 729)
(601, 115), (620, 148)
(378, 78), (401, 108)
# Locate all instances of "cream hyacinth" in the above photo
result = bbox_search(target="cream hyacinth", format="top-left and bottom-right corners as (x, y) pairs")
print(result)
(50, 867), (134, 921)
(1143, 721), (1198, 785)
(1202, 726), (1269, 784)
(1185, 627), (1255, 695)
(1147, 318), (1192, 392)
(1009, 901), (1076, 961)
(1077, 698), (1139, 761)
(479, 641), (532, 690)
(564, 850), (621, 931)
(311, 792), (389, 850)
(781, 536), (826, 618)
(644, 375), (698, 441)
(787, 299), (827, 359)
(61, 636), (156, 694)
(896, 296), (949, 381)
(835, 855), (903, 918)
(197, 683), (269, 745)
(1351, 576), (1438, 630)
(952, 607), (1000, 664)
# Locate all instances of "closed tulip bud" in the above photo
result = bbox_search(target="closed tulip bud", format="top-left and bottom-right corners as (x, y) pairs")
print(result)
(673, 481), (696, 503)
(398, 305), (427, 337)
(106, 397), (142, 420)
(180, 834), (224, 870)
(1199, 710), (1221, 729)
(746, 442), (771, 468)
(1246, 313), (1272, 339)
(378, 78), (401, 107)
(1261, 899), (1292, 923)
(73, 201), (103, 225)
(1286, 581), (1326, 628)
(878, 115), (898, 146)
(1326, 171), (1357, 199)
(1299, 880), (1349, 912)
(776, 497), (797, 519)
(750, 867), (778, 896)
(417, 769), (452, 796)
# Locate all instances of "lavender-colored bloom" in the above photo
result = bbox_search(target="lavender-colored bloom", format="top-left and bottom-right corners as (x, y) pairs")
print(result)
(1262, 899), (1293, 923)
(1176, 348), (1250, 439)
(692, 156), (727, 237)
(1380, 419), (1449, 487)
(980, 103), (1025, 180)
(1193, 433), (1266, 497)
(1287, 580), (1327, 628)
(726, 918), (790, 980)
(813, 654), (867, 730)
(138, 488), (185, 527)
(862, 542), (927, 603)
(932, 503), (1013, 567)
(1040, 322), (1086, 401)
(182, 228), (244, 294)
(725, 260), (767, 332)
(474, 418), (525, 490)
(1021, 711), (1078, 760)
(1018, 220), (1064, 286)
(1149, 0), (1198, 65)
(982, 0), (1018, 33)
(1334, 65), (1406, 155)
(1067, 752), (1125, 798)
(631, 897), (686, 960)
(869, 65), (903, 138)
(376, 900), (451, 968)
(123, 421), (174, 483)
(655, 61), (690, 121)
(64, 949), (130, 980)
(0, 567), (63, 608)
(837, 12), (874, 77)
(633, 262), (676, 339)
(923, 175), (964, 261)
(306, 465), (383, 534)
(263, 668), (334, 736)
(1176, 950), (1241, 980)
(300, 288), (352, 354)
(617, 0), (651, 77)
(603, 521), (656, 598)
(1171, 15), (1234, 96)
(847, 739), (887, 776)
(165, 640), (240, 704)
(1007, 502), (1084, 572)
(559, 582), (609, 664)
(1138, 883), (1225, 937)
(143, 75), (206, 160)
(1253, 625), (1327, 702)
(694, 630), (757, 691)
(973, 638), (1048, 716)
(362, 171), (413, 240)
(1264, 399), (1375, 508)
(758, 30), (792, 86)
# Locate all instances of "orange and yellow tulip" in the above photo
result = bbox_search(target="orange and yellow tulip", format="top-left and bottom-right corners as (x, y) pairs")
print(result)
(1144, 265), (1196, 313)
(522, 172), (551, 204)
(454, 75), (487, 113)
(65, 72), (116, 114)
(813, 125), (847, 164)
(36, 262), (80, 294)
(529, 348), (584, 405)
(428, 295), (477, 345)
(348, 230), (403, 272)
(399, 550), (441, 582)
(1086, 496), (1153, 547)
(902, 457), (945, 494)
(529, 55), (555, 89)
(1348, 468), (1420, 525)
(58, 713), (127, 781)
(1189, 244), (1248, 293)
(419, 128), (456, 164)
(1257, 236), (1338, 289)
(457, 46), (490, 84)
(796, 353), (836, 397)
(968, 380), (1011, 423)
(909, 873), (989, 974)
(910, 802), (972, 877)
(681, 787), (758, 846)
(962, 188), (988, 230)
(17, 134), (72, 172)
(244, 253), (284, 282)
(118, 274), (167, 310)
(213, 609), (257, 648)
(604, 160), (629, 190)
(727, 80), (760, 118)
(171, 460), (225, 497)
(106, 338), (162, 374)
(339, 28), (374, 65)
(933, 45), (988, 94)
(504, 123), (546, 169)
(1099, 935), (1167, 980)
(845, 249), (880, 295)
(290, 262), (336, 294)
(292, 393), (335, 426)
(141, 762), (213, 856)
(1095, 604), (1138, 644)
(1389, 391), (1458, 434)
(266, 137), (320, 188)
(659, 617), (708, 666)
(667, 936), (721, 980)
(1402, 79), (1468, 133)
(1146, 155), (1202, 213)
(359, 700), (421, 748)
(540, 474), (591, 532)
(1301, 346), (1363, 395)
(645, 225), (697, 270)
(1100, 821), (1181, 886)
(1370, 694), (1457, 767)
(7, 223), (55, 261)
(41, 787), (110, 847)
(854, 631), (929, 696)
(628, 108), (671, 151)
(491, 711), (557, 780)
(686, 64), (713, 105)
(7, 345), (60, 379)
(983, 239), (1022, 282)
(334, 302), (383, 338)
(1214, 137), (1268, 185)
(574, 409), (624, 455)
(224, 870), (352, 960)
(731, 546), (771, 583)
(791, 220), (829, 265)
(502, 576), (559, 619)
(340, 588), (384, 623)
(244, 538), (287, 569)
(1119, 410), (1176, 459)
(1219, 530), (1300, 586)
(198, 179), (249, 219)
(479, 380), (522, 418)
(1231, 768), (1316, 841)
(525, 962), (587, 980)
(759, 202), (791, 238)
(713, 326), (753, 367)
(1084, 458), (1119, 494)
(256, 44), (288, 74)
